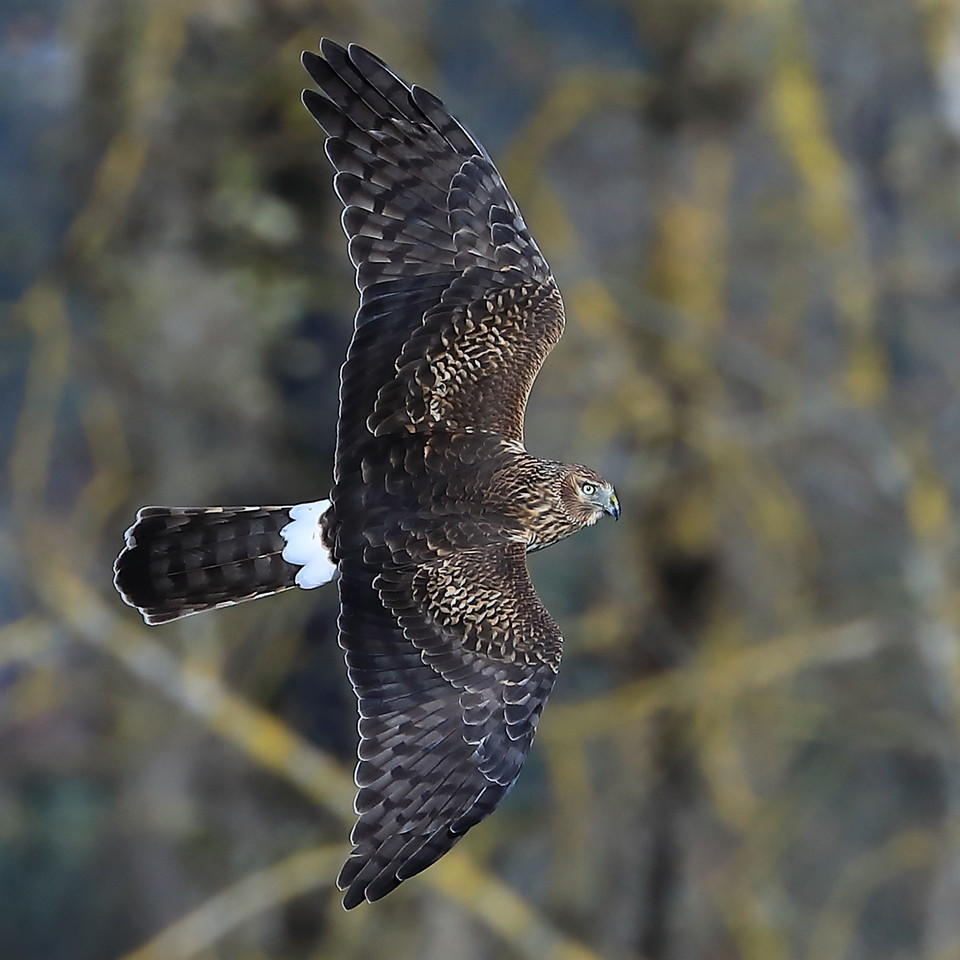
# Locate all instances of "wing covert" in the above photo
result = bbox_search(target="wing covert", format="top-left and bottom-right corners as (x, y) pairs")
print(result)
(370, 271), (565, 442)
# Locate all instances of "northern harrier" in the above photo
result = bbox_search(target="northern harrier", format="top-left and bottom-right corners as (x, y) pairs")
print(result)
(115, 40), (619, 908)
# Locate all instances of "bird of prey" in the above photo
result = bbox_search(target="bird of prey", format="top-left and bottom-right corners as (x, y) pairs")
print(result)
(114, 39), (619, 908)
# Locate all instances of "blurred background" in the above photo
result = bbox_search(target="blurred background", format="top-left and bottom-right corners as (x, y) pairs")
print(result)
(3, 0), (960, 958)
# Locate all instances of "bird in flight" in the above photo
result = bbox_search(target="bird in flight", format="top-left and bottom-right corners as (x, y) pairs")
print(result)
(114, 39), (619, 908)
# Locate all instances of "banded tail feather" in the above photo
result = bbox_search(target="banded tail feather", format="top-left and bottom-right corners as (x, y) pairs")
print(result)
(114, 501), (336, 625)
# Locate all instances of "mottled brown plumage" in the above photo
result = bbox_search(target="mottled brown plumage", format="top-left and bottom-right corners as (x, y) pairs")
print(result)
(113, 39), (619, 909)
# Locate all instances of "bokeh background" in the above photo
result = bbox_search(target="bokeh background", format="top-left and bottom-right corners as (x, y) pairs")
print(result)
(4, 0), (960, 958)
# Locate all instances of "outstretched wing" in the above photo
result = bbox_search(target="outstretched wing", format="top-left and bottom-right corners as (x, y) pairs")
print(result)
(337, 540), (560, 908)
(301, 39), (564, 466)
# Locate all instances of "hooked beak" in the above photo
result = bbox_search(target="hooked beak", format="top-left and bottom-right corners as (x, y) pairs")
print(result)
(602, 489), (621, 521)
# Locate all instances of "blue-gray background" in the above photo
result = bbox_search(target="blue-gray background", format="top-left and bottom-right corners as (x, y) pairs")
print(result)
(3, 1), (960, 958)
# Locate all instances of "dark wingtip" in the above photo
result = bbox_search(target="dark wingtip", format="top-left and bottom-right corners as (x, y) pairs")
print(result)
(319, 37), (348, 60)
(301, 88), (333, 128)
(347, 43), (390, 72)
(338, 862), (364, 910)
(340, 890), (364, 910)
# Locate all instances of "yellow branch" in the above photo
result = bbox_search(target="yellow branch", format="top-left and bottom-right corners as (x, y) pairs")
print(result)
(8, 285), (70, 511)
(542, 619), (891, 742)
(66, 2), (189, 260)
(28, 535), (613, 960)
(766, 5), (883, 407)
(120, 845), (343, 960)
(806, 825), (944, 960)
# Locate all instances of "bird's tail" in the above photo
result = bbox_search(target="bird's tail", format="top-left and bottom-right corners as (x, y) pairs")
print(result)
(114, 501), (336, 625)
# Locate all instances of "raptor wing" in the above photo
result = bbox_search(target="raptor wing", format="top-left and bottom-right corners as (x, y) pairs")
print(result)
(302, 39), (563, 459)
(336, 539), (559, 908)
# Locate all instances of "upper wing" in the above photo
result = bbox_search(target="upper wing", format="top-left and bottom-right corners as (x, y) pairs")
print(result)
(336, 540), (560, 908)
(301, 40), (563, 462)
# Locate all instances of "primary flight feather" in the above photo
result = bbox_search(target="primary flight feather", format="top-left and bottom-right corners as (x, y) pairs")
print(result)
(114, 39), (619, 908)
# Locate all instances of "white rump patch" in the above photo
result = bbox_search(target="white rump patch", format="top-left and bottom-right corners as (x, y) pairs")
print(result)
(279, 500), (337, 589)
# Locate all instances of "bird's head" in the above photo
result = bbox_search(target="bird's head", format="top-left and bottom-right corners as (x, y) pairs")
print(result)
(560, 465), (620, 526)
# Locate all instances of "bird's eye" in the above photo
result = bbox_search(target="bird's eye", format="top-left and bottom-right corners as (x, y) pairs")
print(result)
(581, 482), (597, 496)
